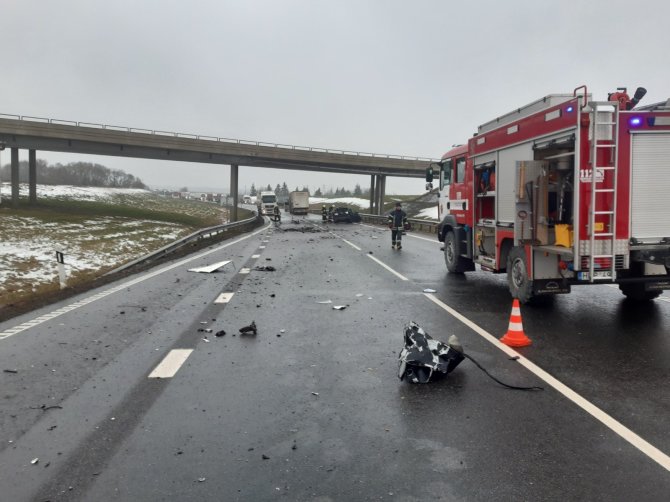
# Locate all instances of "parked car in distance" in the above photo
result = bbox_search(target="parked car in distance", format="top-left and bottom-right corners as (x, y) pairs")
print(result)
(332, 207), (361, 223)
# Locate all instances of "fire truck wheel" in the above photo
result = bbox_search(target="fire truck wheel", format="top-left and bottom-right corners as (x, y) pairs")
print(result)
(507, 247), (533, 303)
(619, 284), (662, 302)
(444, 231), (467, 274)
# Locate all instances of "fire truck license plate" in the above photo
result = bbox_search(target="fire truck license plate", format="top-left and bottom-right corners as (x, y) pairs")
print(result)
(578, 271), (615, 281)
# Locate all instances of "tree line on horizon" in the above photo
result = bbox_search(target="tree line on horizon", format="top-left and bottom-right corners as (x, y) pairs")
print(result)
(0, 159), (147, 189)
(248, 182), (368, 198)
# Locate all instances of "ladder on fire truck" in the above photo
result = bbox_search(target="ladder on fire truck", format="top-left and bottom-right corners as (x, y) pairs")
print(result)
(587, 101), (619, 282)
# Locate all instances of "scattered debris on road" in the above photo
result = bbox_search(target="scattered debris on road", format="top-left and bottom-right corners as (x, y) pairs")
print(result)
(398, 322), (464, 384)
(254, 265), (276, 272)
(423, 288), (437, 293)
(332, 305), (348, 310)
(316, 300), (332, 304)
(31, 458), (39, 465)
(215, 330), (226, 337)
(3, 369), (18, 374)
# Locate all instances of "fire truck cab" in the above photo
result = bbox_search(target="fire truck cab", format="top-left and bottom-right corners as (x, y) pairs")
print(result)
(431, 86), (670, 303)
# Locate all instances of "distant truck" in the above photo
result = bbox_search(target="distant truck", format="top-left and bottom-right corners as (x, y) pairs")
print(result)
(288, 191), (310, 215)
(257, 191), (278, 216)
(242, 195), (253, 204)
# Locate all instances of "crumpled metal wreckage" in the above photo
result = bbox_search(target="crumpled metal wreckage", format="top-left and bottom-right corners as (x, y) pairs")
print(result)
(398, 322), (464, 383)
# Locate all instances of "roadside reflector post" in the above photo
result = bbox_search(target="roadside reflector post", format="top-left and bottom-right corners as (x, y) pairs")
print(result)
(56, 251), (67, 289)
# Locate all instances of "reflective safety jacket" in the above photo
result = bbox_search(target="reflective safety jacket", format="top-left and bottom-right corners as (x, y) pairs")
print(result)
(387, 208), (407, 229)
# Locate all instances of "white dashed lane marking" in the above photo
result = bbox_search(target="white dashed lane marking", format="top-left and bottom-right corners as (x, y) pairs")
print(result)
(214, 292), (235, 304)
(148, 349), (193, 379)
(366, 254), (409, 281)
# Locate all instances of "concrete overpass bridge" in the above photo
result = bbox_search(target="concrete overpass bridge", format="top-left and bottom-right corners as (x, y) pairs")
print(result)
(0, 113), (435, 219)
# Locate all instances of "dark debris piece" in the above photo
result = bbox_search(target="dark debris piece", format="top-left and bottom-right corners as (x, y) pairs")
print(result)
(398, 321), (464, 384)
(254, 266), (276, 272)
(215, 330), (226, 337)
(239, 321), (257, 335)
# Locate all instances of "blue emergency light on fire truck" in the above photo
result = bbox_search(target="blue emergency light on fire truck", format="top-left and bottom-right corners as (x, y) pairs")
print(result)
(428, 85), (670, 304)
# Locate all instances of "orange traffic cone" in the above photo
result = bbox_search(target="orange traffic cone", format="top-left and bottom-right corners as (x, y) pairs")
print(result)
(500, 299), (532, 347)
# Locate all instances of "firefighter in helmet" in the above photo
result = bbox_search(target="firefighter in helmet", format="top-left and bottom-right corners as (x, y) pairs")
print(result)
(272, 204), (281, 223)
(328, 204), (334, 222)
(387, 202), (408, 250)
(322, 204), (328, 222)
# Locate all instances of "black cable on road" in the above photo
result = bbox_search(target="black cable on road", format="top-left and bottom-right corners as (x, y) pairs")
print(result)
(464, 353), (544, 391)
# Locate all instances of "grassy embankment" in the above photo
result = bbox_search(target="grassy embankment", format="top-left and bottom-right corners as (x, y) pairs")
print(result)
(0, 194), (249, 319)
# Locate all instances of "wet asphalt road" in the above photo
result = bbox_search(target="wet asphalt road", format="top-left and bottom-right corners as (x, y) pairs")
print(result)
(1, 213), (669, 501)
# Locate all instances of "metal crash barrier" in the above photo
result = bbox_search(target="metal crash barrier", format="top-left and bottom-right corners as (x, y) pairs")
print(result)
(358, 213), (438, 234)
(105, 214), (261, 275)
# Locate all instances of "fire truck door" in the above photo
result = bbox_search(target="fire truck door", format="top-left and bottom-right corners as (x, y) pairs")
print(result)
(448, 156), (468, 214)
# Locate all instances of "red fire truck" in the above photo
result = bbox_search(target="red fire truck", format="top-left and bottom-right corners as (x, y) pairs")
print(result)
(428, 85), (670, 303)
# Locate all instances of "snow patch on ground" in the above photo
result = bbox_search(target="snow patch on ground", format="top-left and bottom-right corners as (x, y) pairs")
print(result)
(415, 206), (438, 220)
(310, 197), (370, 209)
(0, 183), (150, 200)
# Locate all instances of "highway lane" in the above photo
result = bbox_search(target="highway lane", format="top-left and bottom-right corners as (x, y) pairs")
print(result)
(0, 213), (669, 500)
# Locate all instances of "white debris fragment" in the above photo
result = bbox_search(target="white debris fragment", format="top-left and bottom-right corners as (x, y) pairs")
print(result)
(317, 300), (332, 304)
(355, 293), (363, 297)
(202, 338), (210, 343)
(280, 329), (286, 333)
(423, 288), (437, 293)
(31, 458), (39, 465)
(332, 305), (347, 310)
(188, 260), (232, 273)
(311, 392), (319, 396)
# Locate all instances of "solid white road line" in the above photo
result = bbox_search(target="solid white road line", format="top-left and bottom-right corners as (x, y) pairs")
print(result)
(214, 292), (235, 304)
(342, 239), (361, 251)
(0, 223), (271, 341)
(366, 254), (409, 281)
(423, 292), (670, 473)
(148, 349), (193, 379)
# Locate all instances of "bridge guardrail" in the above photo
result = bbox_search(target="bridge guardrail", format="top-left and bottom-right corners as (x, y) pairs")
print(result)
(0, 111), (439, 163)
(104, 214), (260, 276)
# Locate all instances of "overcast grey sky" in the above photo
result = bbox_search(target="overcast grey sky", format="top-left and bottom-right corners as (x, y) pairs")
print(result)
(2, 0), (669, 194)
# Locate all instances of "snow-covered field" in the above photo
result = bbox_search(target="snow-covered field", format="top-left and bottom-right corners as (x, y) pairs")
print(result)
(0, 184), (218, 305)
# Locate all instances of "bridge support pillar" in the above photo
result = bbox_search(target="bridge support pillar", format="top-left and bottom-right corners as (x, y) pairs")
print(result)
(230, 164), (239, 222)
(11, 148), (19, 208)
(29, 149), (37, 204)
(369, 175), (376, 213)
(377, 175), (386, 215)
